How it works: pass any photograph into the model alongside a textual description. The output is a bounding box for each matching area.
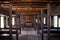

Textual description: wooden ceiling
[0,0,60,15]
[0,0,60,2]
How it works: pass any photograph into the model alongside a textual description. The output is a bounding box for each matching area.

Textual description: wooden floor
[0,28,60,40]
[12,35,41,40]
[1,34,60,40]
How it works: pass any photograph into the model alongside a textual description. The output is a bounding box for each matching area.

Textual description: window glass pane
[53,16,58,27]
[36,19,38,23]
[1,16,4,28]
[12,17,15,25]
[44,17,46,24]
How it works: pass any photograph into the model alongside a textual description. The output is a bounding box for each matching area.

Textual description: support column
[0,16,1,29]
[37,13,40,34]
[47,3,51,40]
[41,9,44,40]
[34,14,37,30]
[34,14,36,29]
[4,16,6,28]
[16,9,21,40]
[9,3,12,40]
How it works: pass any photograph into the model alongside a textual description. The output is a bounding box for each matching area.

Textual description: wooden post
[34,14,36,29]
[34,14,37,30]
[37,13,39,34]
[0,16,1,30]
[9,3,12,40]
[16,9,21,40]
[41,9,44,40]
[4,16,6,28]
[47,3,51,40]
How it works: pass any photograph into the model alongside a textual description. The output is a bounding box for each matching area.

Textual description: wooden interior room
[0,0,60,40]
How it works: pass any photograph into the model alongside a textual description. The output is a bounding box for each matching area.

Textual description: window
[12,17,15,25]
[6,17,15,28]
[1,16,4,28]
[53,16,58,27]
[44,17,46,24]
[36,19,38,23]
